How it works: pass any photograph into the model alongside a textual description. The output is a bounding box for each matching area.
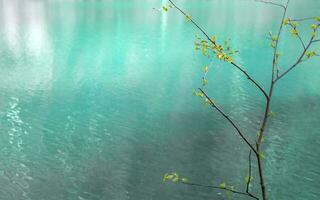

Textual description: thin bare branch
[198,88,258,155]
[181,181,259,200]
[288,23,306,50]
[255,2,290,200]
[275,37,313,82]
[245,150,258,199]
[230,62,269,100]
[313,39,320,43]
[290,16,318,21]
[254,0,285,9]
[168,0,269,100]
[246,150,252,193]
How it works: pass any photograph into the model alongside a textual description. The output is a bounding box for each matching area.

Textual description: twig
[275,37,313,82]
[168,0,269,100]
[246,150,258,198]
[254,1,290,200]
[254,0,285,9]
[313,39,320,43]
[290,16,318,21]
[288,23,306,50]
[181,182,259,200]
[198,88,258,155]
[246,150,252,193]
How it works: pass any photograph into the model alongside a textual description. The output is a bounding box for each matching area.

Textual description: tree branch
[246,150,252,193]
[312,39,320,43]
[181,181,259,200]
[245,150,258,199]
[288,23,306,50]
[198,88,258,155]
[290,16,318,21]
[168,0,269,100]
[275,37,313,82]
[254,0,285,9]
[254,2,290,200]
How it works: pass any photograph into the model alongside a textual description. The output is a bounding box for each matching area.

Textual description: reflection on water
[0,0,320,199]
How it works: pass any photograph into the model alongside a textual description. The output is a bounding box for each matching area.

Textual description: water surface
[0,0,320,199]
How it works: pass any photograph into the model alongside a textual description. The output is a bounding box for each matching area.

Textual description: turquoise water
[0,0,320,199]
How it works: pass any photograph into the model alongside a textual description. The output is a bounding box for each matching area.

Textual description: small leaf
[202,78,208,86]
[204,98,213,105]
[261,136,265,142]
[311,24,317,30]
[193,90,198,96]
[305,51,317,58]
[292,21,299,28]
[181,178,189,183]
[283,18,290,25]
[172,176,179,183]
[219,182,226,189]
[162,5,168,12]
[225,56,232,63]
[316,16,320,21]
[245,176,253,183]
[290,28,298,36]
[259,153,265,160]
[272,36,278,41]
[211,35,216,43]
[185,14,192,22]
[203,65,209,73]
[267,111,275,117]
[217,53,224,60]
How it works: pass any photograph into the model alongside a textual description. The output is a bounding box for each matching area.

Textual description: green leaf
[311,24,317,30]
[292,21,299,28]
[283,18,290,25]
[162,5,168,12]
[219,182,226,189]
[172,176,179,183]
[225,56,232,62]
[272,36,278,41]
[181,178,189,183]
[245,176,253,183]
[202,78,208,86]
[316,16,320,21]
[203,65,209,73]
[211,35,216,43]
[185,14,192,22]
[267,111,275,117]
[290,28,298,36]
[305,51,317,58]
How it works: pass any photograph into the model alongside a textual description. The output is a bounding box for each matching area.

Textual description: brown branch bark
[246,150,252,193]
[275,37,313,82]
[198,88,258,155]
[181,182,259,200]
[288,23,306,50]
[254,0,286,9]
[255,1,289,200]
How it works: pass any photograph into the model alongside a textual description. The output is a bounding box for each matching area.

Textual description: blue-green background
[0,0,319,199]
